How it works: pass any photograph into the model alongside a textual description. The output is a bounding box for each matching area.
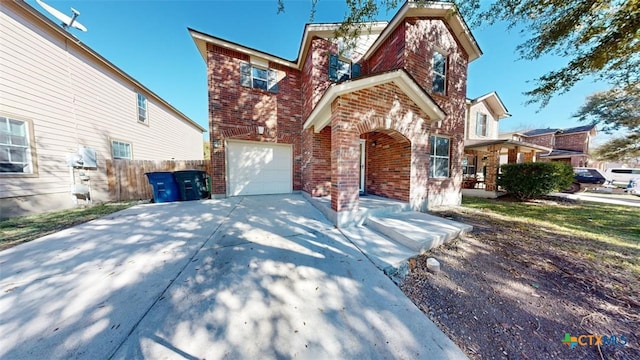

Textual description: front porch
[301,69,451,225]
[304,192,473,281]
[303,193,411,228]
[463,139,552,191]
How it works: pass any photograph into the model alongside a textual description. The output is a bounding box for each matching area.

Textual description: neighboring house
[0,1,205,217]
[462,92,551,191]
[190,1,482,226]
[521,125,597,167]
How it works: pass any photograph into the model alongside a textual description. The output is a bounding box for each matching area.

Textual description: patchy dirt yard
[401,198,639,360]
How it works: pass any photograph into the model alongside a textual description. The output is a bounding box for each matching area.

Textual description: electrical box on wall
[66,146,98,168]
[78,146,97,168]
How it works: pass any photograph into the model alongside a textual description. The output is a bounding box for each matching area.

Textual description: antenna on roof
[36,0,87,32]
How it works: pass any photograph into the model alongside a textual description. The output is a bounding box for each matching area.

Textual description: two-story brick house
[461,92,551,191]
[190,1,482,226]
[521,125,597,167]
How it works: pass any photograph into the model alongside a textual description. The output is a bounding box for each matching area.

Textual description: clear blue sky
[30,0,605,137]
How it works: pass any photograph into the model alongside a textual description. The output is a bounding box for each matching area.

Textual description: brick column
[523,150,535,162]
[485,145,500,192]
[210,127,226,196]
[330,101,359,213]
[410,138,430,212]
[507,146,518,164]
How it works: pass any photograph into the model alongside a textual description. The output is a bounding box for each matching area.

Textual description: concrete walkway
[0,194,467,360]
[551,191,640,207]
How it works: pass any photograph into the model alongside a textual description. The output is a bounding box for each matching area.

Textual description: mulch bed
[400,209,639,360]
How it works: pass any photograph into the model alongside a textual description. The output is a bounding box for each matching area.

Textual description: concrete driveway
[0,194,466,359]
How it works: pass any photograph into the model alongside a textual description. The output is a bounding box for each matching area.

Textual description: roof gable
[303,69,445,132]
[468,91,511,119]
[363,1,482,62]
[189,1,482,69]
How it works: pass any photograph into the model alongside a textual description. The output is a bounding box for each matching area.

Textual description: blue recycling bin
[145,172,180,203]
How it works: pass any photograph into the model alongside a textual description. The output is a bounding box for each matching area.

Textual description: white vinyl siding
[467,102,499,140]
[0,3,203,202]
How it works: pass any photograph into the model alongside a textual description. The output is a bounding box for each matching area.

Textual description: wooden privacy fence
[106,159,211,201]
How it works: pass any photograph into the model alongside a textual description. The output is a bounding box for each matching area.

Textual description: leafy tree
[278,0,638,106]
[456,0,639,107]
[276,0,638,160]
[574,85,640,161]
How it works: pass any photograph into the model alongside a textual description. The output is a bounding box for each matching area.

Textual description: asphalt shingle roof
[522,128,558,136]
[522,124,596,137]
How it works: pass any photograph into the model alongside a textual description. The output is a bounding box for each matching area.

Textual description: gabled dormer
[465,92,511,140]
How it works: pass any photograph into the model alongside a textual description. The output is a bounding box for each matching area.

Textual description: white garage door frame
[225,139,293,196]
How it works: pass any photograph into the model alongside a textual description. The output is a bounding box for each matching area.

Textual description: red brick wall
[330,100,360,212]
[402,18,468,206]
[330,82,431,212]
[525,133,554,148]
[555,132,588,152]
[302,37,337,120]
[301,126,331,196]
[365,22,406,74]
[362,132,411,201]
[207,44,303,195]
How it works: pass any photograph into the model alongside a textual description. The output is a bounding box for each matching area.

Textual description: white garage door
[227,140,292,196]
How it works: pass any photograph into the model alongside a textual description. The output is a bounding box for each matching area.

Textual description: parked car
[564,167,608,193]
[605,168,640,187]
[625,177,640,196]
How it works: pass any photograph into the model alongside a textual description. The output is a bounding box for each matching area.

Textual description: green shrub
[498,162,575,200]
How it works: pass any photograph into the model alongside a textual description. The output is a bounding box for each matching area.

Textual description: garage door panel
[227,141,292,196]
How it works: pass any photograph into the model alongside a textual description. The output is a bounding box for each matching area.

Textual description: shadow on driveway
[0,194,465,359]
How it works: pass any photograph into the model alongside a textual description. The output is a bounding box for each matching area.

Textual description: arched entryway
[360,130,411,202]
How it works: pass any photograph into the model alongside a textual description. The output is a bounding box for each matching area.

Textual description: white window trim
[137,93,148,124]
[432,51,447,95]
[240,62,278,92]
[476,112,487,137]
[429,135,450,179]
[111,140,132,160]
[0,115,36,175]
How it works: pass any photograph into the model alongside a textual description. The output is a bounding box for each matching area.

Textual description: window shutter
[328,53,339,82]
[351,63,361,78]
[268,69,279,93]
[240,63,251,87]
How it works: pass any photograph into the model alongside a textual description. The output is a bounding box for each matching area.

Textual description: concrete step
[340,225,416,271]
[364,212,472,253]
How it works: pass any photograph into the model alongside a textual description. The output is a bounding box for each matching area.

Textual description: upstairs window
[429,135,450,178]
[112,140,132,160]
[432,51,447,95]
[476,113,487,136]
[329,54,361,82]
[0,116,33,174]
[240,63,279,93]
[137,93,147,123]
